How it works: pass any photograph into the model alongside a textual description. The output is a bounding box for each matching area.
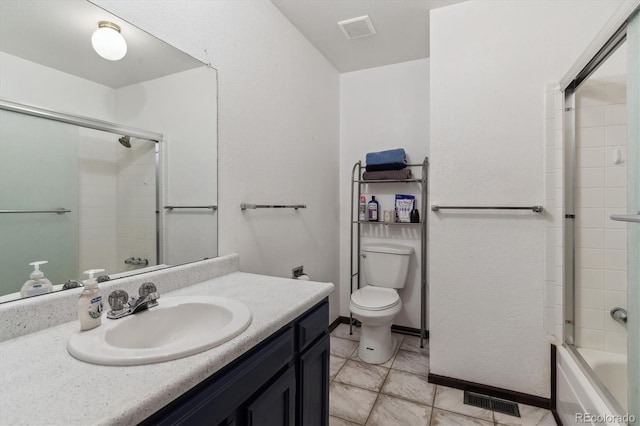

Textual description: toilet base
[357,323,397,364]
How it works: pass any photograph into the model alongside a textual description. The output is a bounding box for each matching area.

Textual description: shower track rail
[0,208,71,214]
[0,99,163,143]
[431,205,543,213]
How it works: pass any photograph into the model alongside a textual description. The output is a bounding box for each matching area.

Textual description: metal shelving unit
[350,157,429,348]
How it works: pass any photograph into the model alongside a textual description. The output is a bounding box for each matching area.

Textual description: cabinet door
[246,366,296,426]
[298,334,329,426]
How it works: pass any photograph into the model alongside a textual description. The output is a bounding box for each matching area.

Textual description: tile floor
[329,324,557,426]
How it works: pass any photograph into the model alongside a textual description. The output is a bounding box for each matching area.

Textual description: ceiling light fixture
[91,21,127,61]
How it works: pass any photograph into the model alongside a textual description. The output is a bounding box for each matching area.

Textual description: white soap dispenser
[20,261,54,298]
[78,269,105,331]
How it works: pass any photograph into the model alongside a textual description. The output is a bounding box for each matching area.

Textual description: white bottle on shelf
[78,269,105,331]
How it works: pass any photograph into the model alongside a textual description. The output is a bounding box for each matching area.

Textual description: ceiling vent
[337,15,376,40]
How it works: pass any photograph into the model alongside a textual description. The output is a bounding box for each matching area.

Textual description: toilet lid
[351,287,400,311]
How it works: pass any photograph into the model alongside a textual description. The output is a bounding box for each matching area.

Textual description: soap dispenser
[78,269,105,331]
[20,261,54,298]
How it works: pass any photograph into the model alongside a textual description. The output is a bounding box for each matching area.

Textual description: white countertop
[0,271,334,425]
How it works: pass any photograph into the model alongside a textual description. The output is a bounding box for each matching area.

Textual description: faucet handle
[108,290,129,311]
[139,282,158,297]
[62,279,83,290]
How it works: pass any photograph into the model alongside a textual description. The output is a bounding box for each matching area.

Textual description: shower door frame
[561,1,639,418]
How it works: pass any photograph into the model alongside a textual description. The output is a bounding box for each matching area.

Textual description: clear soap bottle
[78,269,105,331]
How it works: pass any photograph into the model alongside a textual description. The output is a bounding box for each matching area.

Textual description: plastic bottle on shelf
[368,196,379,222]
[358,195,367,221]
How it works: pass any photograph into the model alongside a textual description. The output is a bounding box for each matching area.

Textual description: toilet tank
[361,243,414,289]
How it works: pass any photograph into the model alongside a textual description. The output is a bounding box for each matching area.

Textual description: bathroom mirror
[0,0,218,302]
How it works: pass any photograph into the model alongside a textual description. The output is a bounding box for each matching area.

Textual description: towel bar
[240,203,306,210]
[431,205,543,213]
[164,205,217,210]
[0,208,71,214]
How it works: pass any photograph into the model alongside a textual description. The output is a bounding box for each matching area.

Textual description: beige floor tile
[329,382,378,425]
[330,355,348,380]
[330,415,361,426]
[432,386,494,421]
[334,360,389,392]
[400,335,429,354]
[494,402,557,426]
[430,408,494,426]
[331,323,361,342]
[366,394,432,426]
[391,349,430,376]
[381,369,436,406]
[331,336,359,358]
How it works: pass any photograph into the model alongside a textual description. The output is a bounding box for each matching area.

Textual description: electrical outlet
[292,266,304,278]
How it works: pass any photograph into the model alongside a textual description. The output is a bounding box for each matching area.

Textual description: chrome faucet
[107,282,159,319]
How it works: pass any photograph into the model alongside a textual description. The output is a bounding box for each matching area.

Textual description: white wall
[0,52,115,121]
[429,0,623,398]
[339,59,429,328]
[115,67,218,267]
[96,1,342,321]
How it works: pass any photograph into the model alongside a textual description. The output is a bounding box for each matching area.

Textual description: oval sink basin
[68,296,252,366]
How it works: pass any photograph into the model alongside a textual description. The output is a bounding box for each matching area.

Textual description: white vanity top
[0,259,334,425]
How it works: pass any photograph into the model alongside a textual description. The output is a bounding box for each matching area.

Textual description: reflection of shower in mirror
[118,135,132,148]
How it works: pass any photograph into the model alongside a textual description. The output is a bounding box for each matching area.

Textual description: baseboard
[333,315,429,338]
[550,344,563,425]
[427,373,552,410]
[550,344,557,410]
[329,317,343,333]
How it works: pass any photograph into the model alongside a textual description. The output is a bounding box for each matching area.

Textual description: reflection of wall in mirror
[0,52,158,294]
[115,67,218,265]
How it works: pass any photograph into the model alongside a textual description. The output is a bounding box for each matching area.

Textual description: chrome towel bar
[431,205,543,213]
[241,203,306,210]
[0,208,71,214]
[164,205,217,210]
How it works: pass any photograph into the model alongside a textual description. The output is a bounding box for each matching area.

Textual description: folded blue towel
[366,148,406,167]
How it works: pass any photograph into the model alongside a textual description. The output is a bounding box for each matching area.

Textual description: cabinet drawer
[297,301,328,352]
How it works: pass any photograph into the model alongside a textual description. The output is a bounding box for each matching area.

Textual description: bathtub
[557,345,630,425]
[578,348,628,412]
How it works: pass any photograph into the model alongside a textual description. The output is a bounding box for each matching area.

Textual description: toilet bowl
[350,286,402,363]
[350,243,413,364]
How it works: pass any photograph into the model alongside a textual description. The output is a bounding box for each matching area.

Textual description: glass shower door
[620,8,639,422]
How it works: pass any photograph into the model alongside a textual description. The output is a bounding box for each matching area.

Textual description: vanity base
[141,298,329,426]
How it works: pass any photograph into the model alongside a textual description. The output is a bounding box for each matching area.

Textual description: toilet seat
[351,287,399,311]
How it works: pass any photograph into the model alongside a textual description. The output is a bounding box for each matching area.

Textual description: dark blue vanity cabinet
[141,299,329,426]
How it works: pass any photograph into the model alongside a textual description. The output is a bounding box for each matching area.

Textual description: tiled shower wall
[116,142,157,273]
[543,78,629,354]
[574,76,628,354]
[78,128,118,276]
[543,84,565,343]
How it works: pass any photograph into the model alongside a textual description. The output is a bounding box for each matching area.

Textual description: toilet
[349,243,413,364]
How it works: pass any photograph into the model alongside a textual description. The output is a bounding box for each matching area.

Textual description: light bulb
[91,21,127,61]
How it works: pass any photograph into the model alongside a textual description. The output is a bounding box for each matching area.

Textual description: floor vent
[463,391,520,417]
